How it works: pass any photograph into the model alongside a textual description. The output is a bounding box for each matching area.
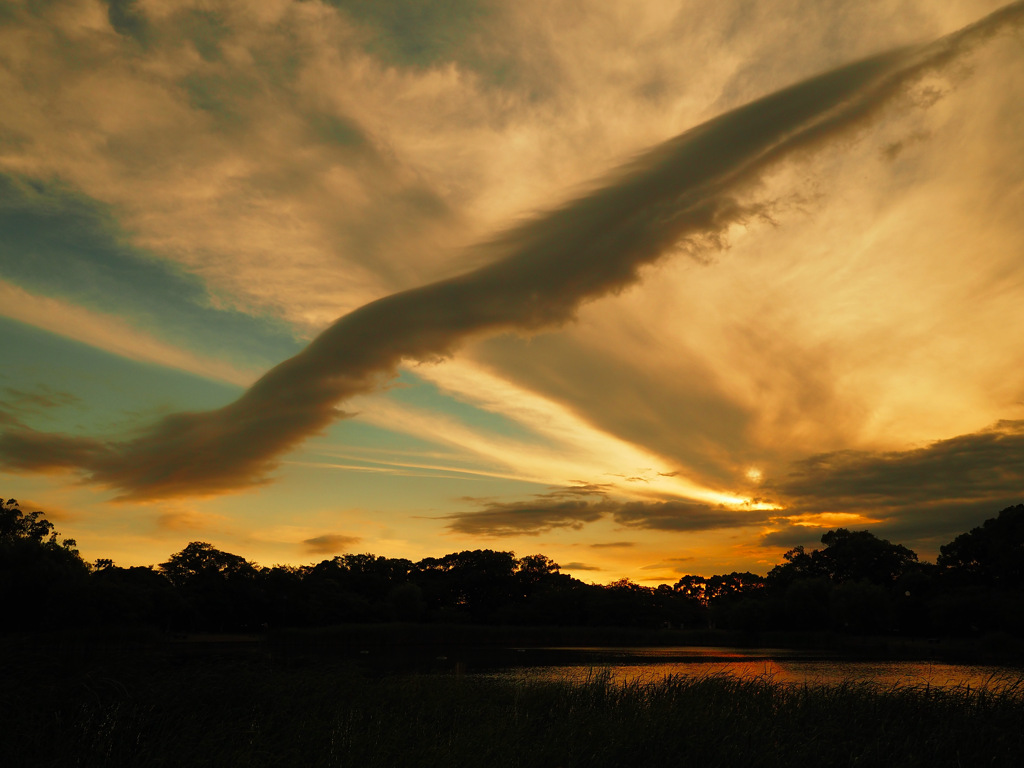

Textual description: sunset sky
[1,0,1023,583]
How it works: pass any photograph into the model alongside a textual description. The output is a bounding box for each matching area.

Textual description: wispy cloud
[443,485,772,536]
[155,508,229,532]
[612,500,773,533]
[0,281,257,387]
[561,561,602,572]
[2,2,1022,500]
[0,385,80,429]
[443,487,608,536]
[350,381,721,500]
[0,173,302,374]
[302,533,362,555]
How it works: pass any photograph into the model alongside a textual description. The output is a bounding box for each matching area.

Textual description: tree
[159,541,257,587]
[764,529,918,634]
[937,505,1024,587]
[767,545,822,585]
[673,575,709,604]
[515,554,562,594]
[817,529,917,584]
[1,497,78,553]
[593,578,663,627]
[415,550,519,620]
[706,572,765,602]
[304,554,416,623]
[0,497,89,628]
[768,529,917,586]
[91,565,180,628]
[159,542,259,630]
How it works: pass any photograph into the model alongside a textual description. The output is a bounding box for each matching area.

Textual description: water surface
[471,646,1024,690]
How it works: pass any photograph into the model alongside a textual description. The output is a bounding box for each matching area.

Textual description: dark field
[4,630,1024,767]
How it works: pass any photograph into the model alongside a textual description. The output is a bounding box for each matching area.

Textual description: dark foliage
[0,498,89,629]
[938,504,1024,587]
[3,495,1024,638]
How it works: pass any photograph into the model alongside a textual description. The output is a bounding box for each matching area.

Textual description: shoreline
[8,622,1024,666]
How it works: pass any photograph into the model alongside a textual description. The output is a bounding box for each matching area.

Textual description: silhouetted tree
[673,575,709,605]
[706,572,765,601]
[91,564,180,628]
[769,529,917,586]
[829,579,891,633]
[159,541,257,587]
[415,550,519,621]
[765,529,920,633]
[817,529,918,584]
[592,578,663,627]
[779,577,832,631]
[931,505,1024,635]
[159,542,259,630]
[515,554,562,595]
[305,554,415,622]
[655,582,707,629]
[937,505,1024,588]
[387,581,426,621]
[15,492,1024,638]
[255,565,309,627]
[0,497,89,629]
[703,572,767,631]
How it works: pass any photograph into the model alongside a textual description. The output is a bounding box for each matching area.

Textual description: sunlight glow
[352,363,740,506]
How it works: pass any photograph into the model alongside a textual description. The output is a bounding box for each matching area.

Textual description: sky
[1,0,1023,584]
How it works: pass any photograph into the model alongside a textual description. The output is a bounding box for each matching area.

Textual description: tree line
[2,496,1023,637]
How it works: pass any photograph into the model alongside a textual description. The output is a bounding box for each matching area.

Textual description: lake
[459,646,1024,690]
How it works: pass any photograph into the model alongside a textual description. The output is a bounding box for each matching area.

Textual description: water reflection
[474,647,1024,691]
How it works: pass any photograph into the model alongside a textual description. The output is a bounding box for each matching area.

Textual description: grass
[3,631,1024,767]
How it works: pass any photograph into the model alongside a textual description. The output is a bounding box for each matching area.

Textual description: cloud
[0,173,302,376]
[0,428,115,475]
[759,525,836,550]
[561,561,602,572]
[777,420,1024,507]
[103,0,149,45]
[468,332,759,489]
[368,362,724,500]
[302,533,362,555]
[640,557,695,576]
[0,385,80,429]
[324,0,498,71]
[0,281,259,387]
[1,386,80,411]
[156,508,228,532]
[612,500,772,532]
[0,1,468,329]
[2,2,1022,499]
[444,490,607,537]
[444,485,773,536]
[590,541,636,549]
[768,420,1024,546]
[10,498,79,524]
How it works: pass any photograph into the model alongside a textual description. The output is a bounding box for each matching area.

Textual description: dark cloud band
[766,420,1024,547]
[443,486,772,536]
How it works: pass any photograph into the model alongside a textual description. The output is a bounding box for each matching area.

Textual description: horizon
[2,0,1023,584]
[28,505,1005,584]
